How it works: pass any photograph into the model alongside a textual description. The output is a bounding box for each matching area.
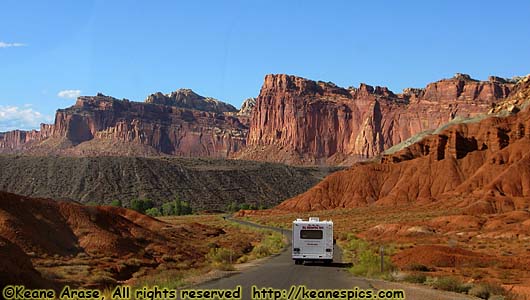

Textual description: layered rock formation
[1,91,248,157]
[0,191,231,288]
[0,156,336,210]
[239,73,515,165]
[276,76,530,212]
[0,74,518,164]
[145,89,237,113]
[238,97,257,116]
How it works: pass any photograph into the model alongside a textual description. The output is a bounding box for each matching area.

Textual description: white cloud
[57,89,81,99]
[0,41,26,48]
[0,105,53,132]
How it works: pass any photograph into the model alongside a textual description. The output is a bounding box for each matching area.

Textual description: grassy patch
[133,269,185,290]
[252,230,285,257]
[206,247,237,271]
[430,276,471,293]
[237,229,285,263]
[342,235,396,279]
[468,282,514,300]
[402,273,427,284]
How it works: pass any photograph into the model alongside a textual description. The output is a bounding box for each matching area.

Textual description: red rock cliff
[1,93,248,157]
[277,76,530,212]
[239,73,515,165]
[0,74,517,162]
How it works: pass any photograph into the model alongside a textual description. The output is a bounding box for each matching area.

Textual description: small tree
[143,199,154,211]
[130,199,154,214]
[175,197,183,215]
[110,199,122,207]
[145,207,161,217]
[226,201,238,212]
[162,201,175,216]
[181,200,192,215]
[131,199,143,212]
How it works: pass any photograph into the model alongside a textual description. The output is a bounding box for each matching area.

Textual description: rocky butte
[276,75,530,212]
[0,90,250,157]
[0,74,517,164]
[238,73,515,165]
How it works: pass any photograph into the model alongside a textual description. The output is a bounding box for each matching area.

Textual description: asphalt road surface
[194,218,477,300]
[196,218,374,299]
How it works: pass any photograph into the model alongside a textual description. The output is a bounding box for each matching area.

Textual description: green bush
[403,273,427,284]
[161,197,192,216]
[345,237,395,278]
[239,203,251,210]
[110,199,122,207]
[226,201,239,212]
[469,282,509,300]
[145,207,161,217]
[431,277,471,293]
[250,231,284,259]
[130,199,154,213]
[206,247,236,270]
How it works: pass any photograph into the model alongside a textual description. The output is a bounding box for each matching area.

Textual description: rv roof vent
[296,218,303,221]
[309,217,319,222]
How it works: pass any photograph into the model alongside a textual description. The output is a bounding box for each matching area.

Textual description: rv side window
[300,230,323,239]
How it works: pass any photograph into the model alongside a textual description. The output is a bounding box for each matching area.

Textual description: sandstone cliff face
[239,73,515,164]
[0,74,517,163]
[277,77,530,212]
[145,89,237,113]
[238,97,256,116]
[0,92,247,157]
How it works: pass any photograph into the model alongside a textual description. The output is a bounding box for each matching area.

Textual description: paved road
[197,218,373,299]
[195,218,477,300]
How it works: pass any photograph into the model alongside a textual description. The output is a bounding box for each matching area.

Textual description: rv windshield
[300,230,323,239]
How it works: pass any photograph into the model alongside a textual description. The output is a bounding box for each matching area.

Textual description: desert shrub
[405,263,432,272]
[432,277,471,293]
[162,201,175,216]
[252,244,271,257]
[239,203,252,210]
[133,270,184,289]
[110,199,122,207]
[469,284,491,299]
[235,230,284,263]
[346,236,395,278]
[145,207,161,217]
[350,249,394,277]
[226,201,239,212]
[250,231,285,259]
[161,197,192,216]
[130,199,154,213]
[403,273,427,284]
[236,255,249,264]
[206,247,236,270]
[469,282,510,300]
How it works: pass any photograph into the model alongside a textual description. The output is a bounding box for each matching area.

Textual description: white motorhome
[292,217,334,264]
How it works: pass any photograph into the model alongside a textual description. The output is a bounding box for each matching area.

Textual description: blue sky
[1,0,530,131]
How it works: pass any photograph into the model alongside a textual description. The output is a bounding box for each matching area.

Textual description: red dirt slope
[0,237,54,288]
[277,77,530,212]
[0,191,224,288]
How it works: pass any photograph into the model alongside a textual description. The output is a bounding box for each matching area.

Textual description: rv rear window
[300,230,323,239]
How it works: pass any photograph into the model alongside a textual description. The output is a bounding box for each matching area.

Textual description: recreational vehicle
[292,217,334,264]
